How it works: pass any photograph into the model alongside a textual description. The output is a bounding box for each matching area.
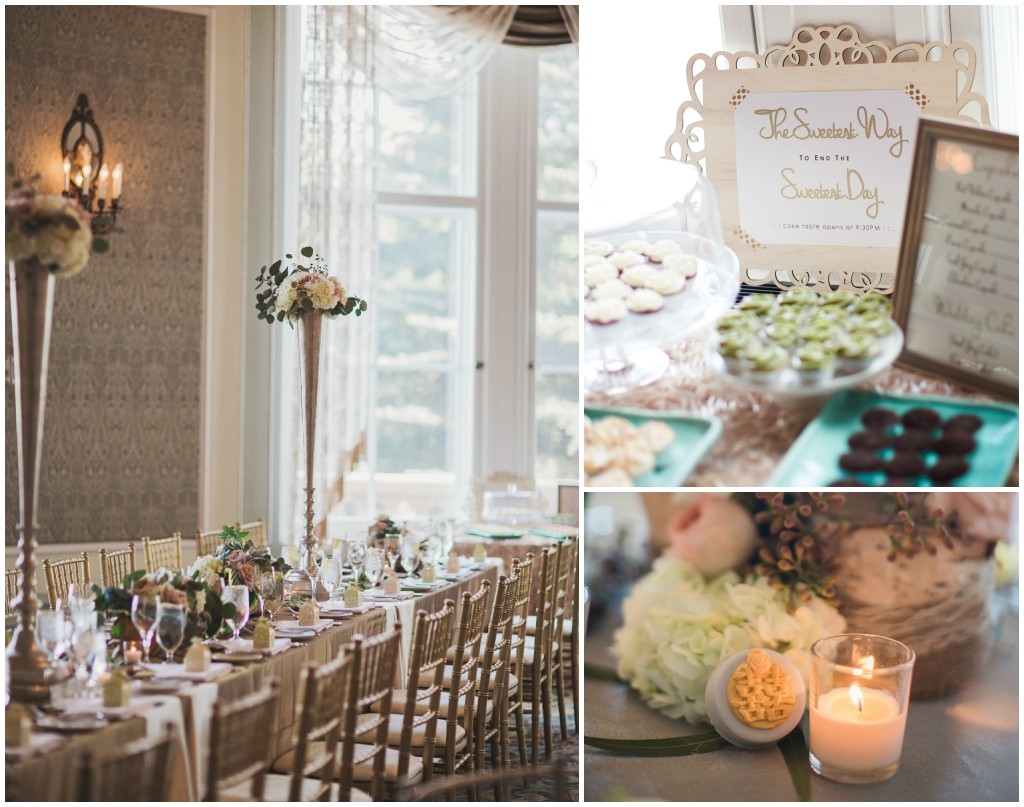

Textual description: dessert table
[585,329,1019,487]
[5,562,500,801]
[583,586,1020,802]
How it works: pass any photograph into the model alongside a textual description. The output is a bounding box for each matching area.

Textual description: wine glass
[131,593,159,665]
[154,602,186,664]
[37,610,68,663]
[303,546,326,595]
[222,584,251,645]
[347,538,367,579]
[362,548,384,589]
[441,518,456,563]
[257,572,276,619]
[384,535,401,572]
[69,619,97,695]
[400,537,421,577]
[321,556,342,602]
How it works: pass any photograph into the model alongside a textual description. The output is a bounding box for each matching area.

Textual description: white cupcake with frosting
[608,250,644,270]
[626,288,665,313]
[584,260,618,287]
[585,297,628,324]
[644,270,686,295]
[620,265,657,288]
[592,278,633,300]
[662,253,699,278]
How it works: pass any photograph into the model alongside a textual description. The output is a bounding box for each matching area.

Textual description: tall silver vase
[6,258,66,702]
[294,309,327,600]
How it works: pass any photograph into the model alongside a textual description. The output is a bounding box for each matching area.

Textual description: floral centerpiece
[254,246,367,325]
[93,569,227,658]
[613,492,985,722]
[190,525,291,606]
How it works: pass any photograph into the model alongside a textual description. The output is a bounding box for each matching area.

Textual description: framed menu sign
[893,118,1018,400]
[666,25,990,293]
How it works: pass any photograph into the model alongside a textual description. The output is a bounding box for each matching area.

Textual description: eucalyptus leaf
[584,731,729,757]
[777,726,811,802]
[300,246,313,257]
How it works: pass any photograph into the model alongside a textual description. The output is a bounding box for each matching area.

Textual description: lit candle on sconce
[97,164,109,204]
[63,158,71,193]
[112,162,123,201]
[81,163,92,196]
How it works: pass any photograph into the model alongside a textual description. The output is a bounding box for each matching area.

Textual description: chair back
[204,680,280,800]
[509,553,536,677]
[194,528,224,560]
[42,553,91,608]
[338,630,402,801]
[530,546,558,681]
[142,533,183,573]
[397,600,457,782]
[551,538,576,664]
[98,543,137,588]
[287,651,353,801]
[5,568,19,617]
[236,518,267,548]
[76,724,177,800]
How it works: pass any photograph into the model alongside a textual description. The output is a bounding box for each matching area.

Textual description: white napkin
[275,619,331,635]
[149,662,233,682]
[220,637,293,655]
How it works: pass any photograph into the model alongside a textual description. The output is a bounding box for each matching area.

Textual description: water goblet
[347,538,367,574]
[362,548,384,589]
[303,546,326,594]
[131,593,159,665]
[222,584,251,645]
[384,535,401,572]
[154,602,186,664]
[400,537,421,577]
[69,620,97,695]
[37,609,69,663]
[321,557,342,602]
[257,572,276,619]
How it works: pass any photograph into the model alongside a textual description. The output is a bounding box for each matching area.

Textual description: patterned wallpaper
[5,6,207,545]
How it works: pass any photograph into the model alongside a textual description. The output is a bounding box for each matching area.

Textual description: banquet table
[5,562,500,802]
[585,329,1020,487]
[583,587,1019,802]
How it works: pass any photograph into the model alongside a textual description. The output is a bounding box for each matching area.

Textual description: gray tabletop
[584,594,1019,802]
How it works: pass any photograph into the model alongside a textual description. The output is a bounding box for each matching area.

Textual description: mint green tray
[584,406,722,487]
[770,389,1019,487]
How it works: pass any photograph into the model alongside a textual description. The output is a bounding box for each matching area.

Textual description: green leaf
[584,662,625,683]
[584,731,729,757]
[269,260,282,275]
[778,726,812,801]
[92,237,109,253]
[121,569,147,589]
[300,246,313,258]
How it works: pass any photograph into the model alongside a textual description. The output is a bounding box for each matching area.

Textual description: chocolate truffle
[943,414,983,434]
[891,429,935,451]
[933,432,977,456]
[848,430,889,450]
[861,407,899,430]
[883,451,926,477]
[839,450,882,472]
[901,407,942,431]
[928,456,970,483]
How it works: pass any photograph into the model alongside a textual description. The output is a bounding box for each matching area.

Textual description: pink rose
[236,562,258,589]
[132,577,157,597]
[665,494,759,577]
[160,586,188,606]
[226,550,246,567]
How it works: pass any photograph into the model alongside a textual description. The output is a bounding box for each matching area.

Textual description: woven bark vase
[835,527,995,700]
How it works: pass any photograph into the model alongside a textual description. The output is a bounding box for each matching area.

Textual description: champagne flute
[154,602,186,663]
[131,593,159,665]
[222,584,251,645]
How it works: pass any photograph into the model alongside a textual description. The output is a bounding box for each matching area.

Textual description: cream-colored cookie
[586,467,635,487]
[635,421,675,453]
[648,239,683,262]
[608,250,644,270]
[583,253,608,267]
[619,239,653,255]
[584,239,614,257]
[620,265,657,288]
[583,260,618,288]
[611,443,656,477]
[588,415,637,448]
[583,444,614,475]
[626,288,665,313]
[644,270,686,295]
[584,297,628,325]
[662,253,699,278]
[591,279,632,300]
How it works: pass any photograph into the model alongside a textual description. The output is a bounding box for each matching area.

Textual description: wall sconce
[60,93,123,235]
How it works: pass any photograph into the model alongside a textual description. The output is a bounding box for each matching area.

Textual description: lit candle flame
[849,684,865,714]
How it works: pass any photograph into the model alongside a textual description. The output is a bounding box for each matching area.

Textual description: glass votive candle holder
[809,633,915,784]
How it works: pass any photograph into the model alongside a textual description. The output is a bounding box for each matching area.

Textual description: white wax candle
[98,164,109,202]
[112,163,123,199]
[124,645,143,664]
[810,686,907,772]
[63,159,71,192]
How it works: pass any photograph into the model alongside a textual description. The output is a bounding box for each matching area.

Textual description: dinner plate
[584,405,723,487]
[769,388,1020,487]
[36,713,109,732]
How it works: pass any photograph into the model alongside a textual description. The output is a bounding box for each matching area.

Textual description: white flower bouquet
[255,246,367,324]
[5,186,94,276]
[613,556,846,724]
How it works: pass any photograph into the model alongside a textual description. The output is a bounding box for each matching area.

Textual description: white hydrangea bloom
[613,556,846,723]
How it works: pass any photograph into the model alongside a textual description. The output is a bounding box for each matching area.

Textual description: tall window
[294,15,579,528]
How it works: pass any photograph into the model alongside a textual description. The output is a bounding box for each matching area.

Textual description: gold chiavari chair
[360,600,458,793]
[547,537,576,741]
[98,543,137,588]
[194,527,224,560]
[474,572,520,800]
[236,518,267,548]
[522,545,557,765]
[42,552,92,608]
[342,630,403,801]
[204,680,280,801]
[6,568,20,616]
[506,554,536,769]
[75,724,177,801]
[396,755,572,802]
[141,532,183,573]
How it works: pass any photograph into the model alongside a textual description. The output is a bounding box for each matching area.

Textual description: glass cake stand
[584,230,740,396]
